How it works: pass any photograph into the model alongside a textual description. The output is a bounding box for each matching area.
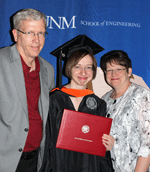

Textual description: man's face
[12,19,46,62]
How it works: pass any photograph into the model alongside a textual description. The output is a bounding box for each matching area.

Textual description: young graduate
[42,35,115,172]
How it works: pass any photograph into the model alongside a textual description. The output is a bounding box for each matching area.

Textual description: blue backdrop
[1,0,150,87]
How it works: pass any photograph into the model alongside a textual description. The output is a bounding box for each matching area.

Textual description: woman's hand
[102,134,115,151]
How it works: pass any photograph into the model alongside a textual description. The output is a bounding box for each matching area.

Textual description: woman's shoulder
[101,90,113,100]
[131,83,150,95]
[125,83,150,105]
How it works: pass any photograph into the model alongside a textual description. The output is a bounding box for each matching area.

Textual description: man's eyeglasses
[16,29,48,38]
[105,68,126,75]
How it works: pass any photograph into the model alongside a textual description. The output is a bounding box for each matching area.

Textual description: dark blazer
[0,44,55,172]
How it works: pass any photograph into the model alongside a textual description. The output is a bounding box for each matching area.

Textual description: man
[0,9,55,172]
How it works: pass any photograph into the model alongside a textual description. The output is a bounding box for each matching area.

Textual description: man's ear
[12,29,18,42]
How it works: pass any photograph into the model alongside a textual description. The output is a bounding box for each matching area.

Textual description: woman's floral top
[102,83,150,172]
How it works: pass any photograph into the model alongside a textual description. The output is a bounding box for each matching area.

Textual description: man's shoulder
[0,44,20,64]
[0,45,11,54]
[0,46,12,63]
[0,44,18,57]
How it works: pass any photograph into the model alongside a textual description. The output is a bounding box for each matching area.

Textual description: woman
[100,50,150,172]
[46,47,115,172]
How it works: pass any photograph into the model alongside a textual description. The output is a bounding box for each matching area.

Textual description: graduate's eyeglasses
[74,65,93,72]
[16,29,48,38]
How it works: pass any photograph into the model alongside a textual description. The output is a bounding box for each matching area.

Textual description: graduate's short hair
[65,49,97,79]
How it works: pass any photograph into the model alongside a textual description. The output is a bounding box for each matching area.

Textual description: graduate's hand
[102,134,115,151]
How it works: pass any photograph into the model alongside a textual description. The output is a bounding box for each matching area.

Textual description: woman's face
[70,54,93,89]
[105,62,132,90]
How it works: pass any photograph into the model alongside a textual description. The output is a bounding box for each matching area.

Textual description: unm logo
[82,125,90,134]
[46,16,76,29]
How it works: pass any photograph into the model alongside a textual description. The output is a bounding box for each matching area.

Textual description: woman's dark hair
[100,50,132,73]
[65,49,97,79]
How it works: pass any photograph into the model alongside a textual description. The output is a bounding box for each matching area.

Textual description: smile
[78,77,87,80]
[111,78,119,80]
[31,46,40,50]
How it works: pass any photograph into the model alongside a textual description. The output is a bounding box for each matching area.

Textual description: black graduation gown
[42,90,114,172]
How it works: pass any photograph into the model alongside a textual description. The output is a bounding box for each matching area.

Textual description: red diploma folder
[56,109,112,156]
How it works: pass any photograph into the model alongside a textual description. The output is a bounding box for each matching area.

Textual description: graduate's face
[70,55,93,89]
